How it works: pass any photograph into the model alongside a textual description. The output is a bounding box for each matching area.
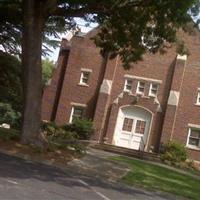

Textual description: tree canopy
[1,0,200,145]
[1,1,200,64]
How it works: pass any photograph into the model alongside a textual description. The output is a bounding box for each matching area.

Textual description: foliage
[0,127,20,141]
[64,118,94,140]
[0,103,21,129]
[41,119,94,153]
[0,51,22,112]
[41,121,77,141]
[1,1,200,64]
[0,51,22,129]
[42,118,94,141]
[42,58,54,87]
[111,156,200,200]
[160,141,188,164]
[176,39,190,56]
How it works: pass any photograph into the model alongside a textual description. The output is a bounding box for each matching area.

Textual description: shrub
[160,141,188,164]
[41,121,78,141]
[0,102,21,129]
[0,128,20,141]
[41,119,94,154]
[64,118,94,140]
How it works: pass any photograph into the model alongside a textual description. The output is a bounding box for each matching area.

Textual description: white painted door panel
[114,106,152,150]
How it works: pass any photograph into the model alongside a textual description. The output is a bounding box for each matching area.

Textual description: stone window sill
[78,83,89,87]
[187,145,200,151]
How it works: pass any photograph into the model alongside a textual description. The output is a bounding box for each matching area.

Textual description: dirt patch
[0,139,80,166]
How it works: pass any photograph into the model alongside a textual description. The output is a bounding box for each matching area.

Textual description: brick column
[161,54,187,143]
[42,39,70,121]
[93,56,119,142]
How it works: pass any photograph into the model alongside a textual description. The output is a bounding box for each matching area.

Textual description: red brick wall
[165,30,200,161]
[54,33,105,124]
[42,29,200,161]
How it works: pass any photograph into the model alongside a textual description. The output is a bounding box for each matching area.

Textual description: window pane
[190,130,200,138]
[152,84,158,90]
[150,83,158,96]
[73,108,83,116]
[122,118,133,132]
[124,79,132,91]
[140,82,145,87]
[137,81,145,93]
[81,72,89,84]
[135,120,146,134]
[189,138,199,146]
[72,107,84,122]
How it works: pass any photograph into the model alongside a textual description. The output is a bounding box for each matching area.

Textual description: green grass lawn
[111,156,200,200]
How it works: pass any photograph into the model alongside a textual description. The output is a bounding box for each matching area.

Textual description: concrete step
[93,143,161,162]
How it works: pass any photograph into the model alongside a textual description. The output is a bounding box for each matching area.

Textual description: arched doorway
[113,105,152,151]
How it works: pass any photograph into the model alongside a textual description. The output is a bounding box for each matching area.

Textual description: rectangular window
[79,71,90,85]
[149,83,159,97]
[196,91,200,105]
[124,79,133,92]
[135,120,146,134]
[70,106,85,123]
[136,81,145,95]
[187,128,200,149]
[122,118,134,132]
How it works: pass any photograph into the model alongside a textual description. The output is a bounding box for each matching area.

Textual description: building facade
[42,28,200,161]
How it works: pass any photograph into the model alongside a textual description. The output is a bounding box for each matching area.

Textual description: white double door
[114,106,151,150]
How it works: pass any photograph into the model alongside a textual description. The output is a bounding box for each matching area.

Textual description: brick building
[42,28,200,162]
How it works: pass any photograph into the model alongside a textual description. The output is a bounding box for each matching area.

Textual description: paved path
[0,149,185,200]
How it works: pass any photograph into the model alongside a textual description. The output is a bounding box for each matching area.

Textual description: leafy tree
[0,51,22,128]
[42,58,54,87]
[1,0,200,145]
[0,51,22,111]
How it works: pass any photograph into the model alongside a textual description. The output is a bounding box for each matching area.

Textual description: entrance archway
[113,105,152,151]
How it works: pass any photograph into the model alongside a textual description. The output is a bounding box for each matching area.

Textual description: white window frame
[196,90,200,106]
[186,127,200,150]
[136,81,145,95]
[69,106,85,123]
[79,68,92,86]
[123,79,133,92]
[149,83,159,97]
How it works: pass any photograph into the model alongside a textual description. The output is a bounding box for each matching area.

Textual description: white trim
[70,102,87,107]
[136,81,145,95]
[100,79,112,94]
[186,127,200,151]
[119,104,154,115]
[69,107,74,123]
[112,105,153,152]
[79,71,90,86]
[124,74,162,84]
[188,123,200,129]
[177,54,187,61]
[167,90,180,106]
[81,68,93,72]
[149,83,159,97]
[196,91,200,106]
[78,83,89,87]
[123,78,132,92]
[69,104,86,123]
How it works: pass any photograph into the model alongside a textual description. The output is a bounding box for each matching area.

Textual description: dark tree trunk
[21,0,45,145]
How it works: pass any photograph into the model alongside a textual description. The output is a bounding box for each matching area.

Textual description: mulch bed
[0,139,80,166]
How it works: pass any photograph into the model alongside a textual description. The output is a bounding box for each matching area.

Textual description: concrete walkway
[67,147,130,182]
[67,147,200,181]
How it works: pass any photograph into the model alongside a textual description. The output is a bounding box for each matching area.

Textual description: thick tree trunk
[21,0,45,145]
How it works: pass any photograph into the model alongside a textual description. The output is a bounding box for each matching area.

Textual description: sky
[47,18,98,62]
